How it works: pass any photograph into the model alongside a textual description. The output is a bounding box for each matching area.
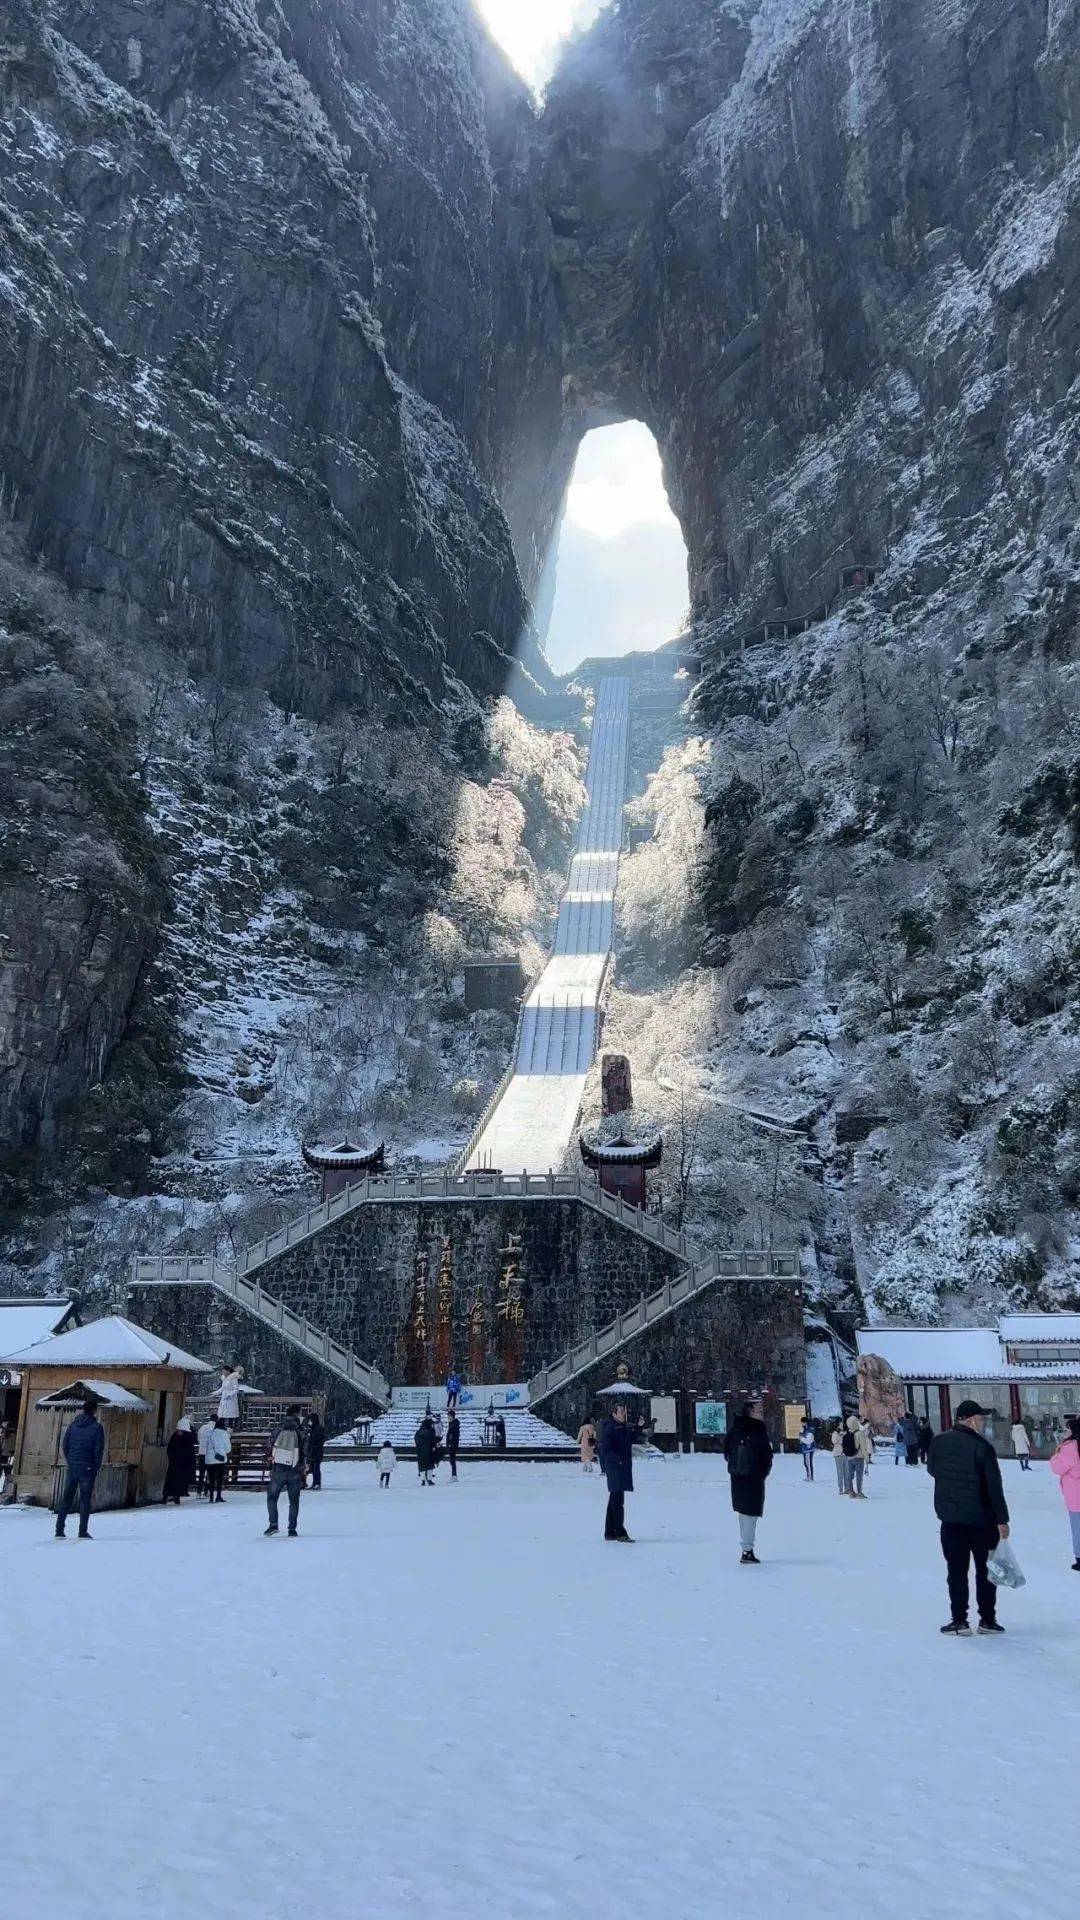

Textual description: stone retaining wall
[129,1199,804,1429]
[125,1282,381,1435]
[542,1278,807,1443]
[229,1197,683,1384]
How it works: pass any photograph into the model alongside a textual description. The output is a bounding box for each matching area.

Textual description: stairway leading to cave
[347,1403,578,1456]
[464,676,631,1174]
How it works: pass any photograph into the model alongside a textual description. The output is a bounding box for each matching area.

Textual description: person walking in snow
[196,1412,216,1495]
[1010,1418,1032,1470]
[578,1418,597,1472]
[163,1417,197,1504]
[445,1409,461,1480]
[1049,1415,1080,1570]
[304,1408,325,1490]
[917,1416,934,1466]
[842,1415,865,1498]
[901,1410,920,1467]
[264,1404,305,1536]
[857,1416,874,1484]
[446,1371,461,1414]
[598,1401,637,1542]
[376,1441,396,1488]
[830,1422,846,1492]
[799,1418,816,1480]
[928,1398,1010,1635]
[415,1415,437,1486]
[216,1365,243,1428]
[893,1418,906,1465]
[54,1393,105,1539]
[204,1416,231,1502]
[725,1397,773,1563]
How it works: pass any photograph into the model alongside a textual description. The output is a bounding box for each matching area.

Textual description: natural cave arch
[539,421,689,672]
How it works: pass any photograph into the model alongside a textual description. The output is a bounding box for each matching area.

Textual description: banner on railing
[390,1383,530,1410]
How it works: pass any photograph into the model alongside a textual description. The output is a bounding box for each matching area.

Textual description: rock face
[545,0,1080,1319]
[0,0,558,704]
[856,1354,905,1437]
[0,548,169,1157]
[543,0,1080,634]
[0,0,564,1160]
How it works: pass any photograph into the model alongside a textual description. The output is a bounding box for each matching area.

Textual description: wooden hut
[3,1315,212,1510]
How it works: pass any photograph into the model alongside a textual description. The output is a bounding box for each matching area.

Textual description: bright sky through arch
[475,0,607,89]
[474,6,689,670]
[543,423,689,673]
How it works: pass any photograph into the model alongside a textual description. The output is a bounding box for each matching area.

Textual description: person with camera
[598,1402,638,1542]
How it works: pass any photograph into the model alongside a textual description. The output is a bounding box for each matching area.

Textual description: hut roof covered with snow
[856,1316,1080,1382]
[0,1297,76,1361]
[2,1314,211,1373]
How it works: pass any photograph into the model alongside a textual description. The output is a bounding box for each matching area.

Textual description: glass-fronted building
[855,1315,1080,1458]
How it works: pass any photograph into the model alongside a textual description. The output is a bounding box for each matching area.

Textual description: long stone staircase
[132,653,801,1421]
[462,675,630,1174]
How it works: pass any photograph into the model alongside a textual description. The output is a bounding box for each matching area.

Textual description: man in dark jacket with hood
[928,1400,1010,1635]
[55,1395,105,1539]
[597,1403,637,1541]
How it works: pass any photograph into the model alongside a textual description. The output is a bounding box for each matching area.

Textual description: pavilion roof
[301,1138,386,1172]
[580,1127,663,1168]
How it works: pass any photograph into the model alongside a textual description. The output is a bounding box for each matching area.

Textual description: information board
[694,1399,727,1437]
[651,1394,677,1435]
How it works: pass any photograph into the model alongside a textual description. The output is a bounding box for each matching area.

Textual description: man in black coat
[55,1395,105,1539]
[597,1403,637,1542]
[304,1409,325,1490]
[415,1415,437,1486]
[445,1411,461,1481]
[928,1399,1010,1635]
[724,1397,773,1563]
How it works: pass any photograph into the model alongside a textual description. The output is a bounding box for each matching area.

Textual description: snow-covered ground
[5,1455,1078,1918]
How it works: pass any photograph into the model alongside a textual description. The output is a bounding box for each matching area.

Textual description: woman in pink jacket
[1049,1415,1080,1570]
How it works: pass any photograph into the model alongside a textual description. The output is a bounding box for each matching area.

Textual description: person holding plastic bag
[798,1418,816,1481]
[1049,1414,1080,1571]
[927,1399,1010,1636]
[986,1535,1026,1590]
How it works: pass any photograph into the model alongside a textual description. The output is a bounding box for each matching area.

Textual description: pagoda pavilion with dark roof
[301,1138,386,1200]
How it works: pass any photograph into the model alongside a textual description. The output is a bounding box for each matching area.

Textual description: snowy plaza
[5,1452,1079,1920]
